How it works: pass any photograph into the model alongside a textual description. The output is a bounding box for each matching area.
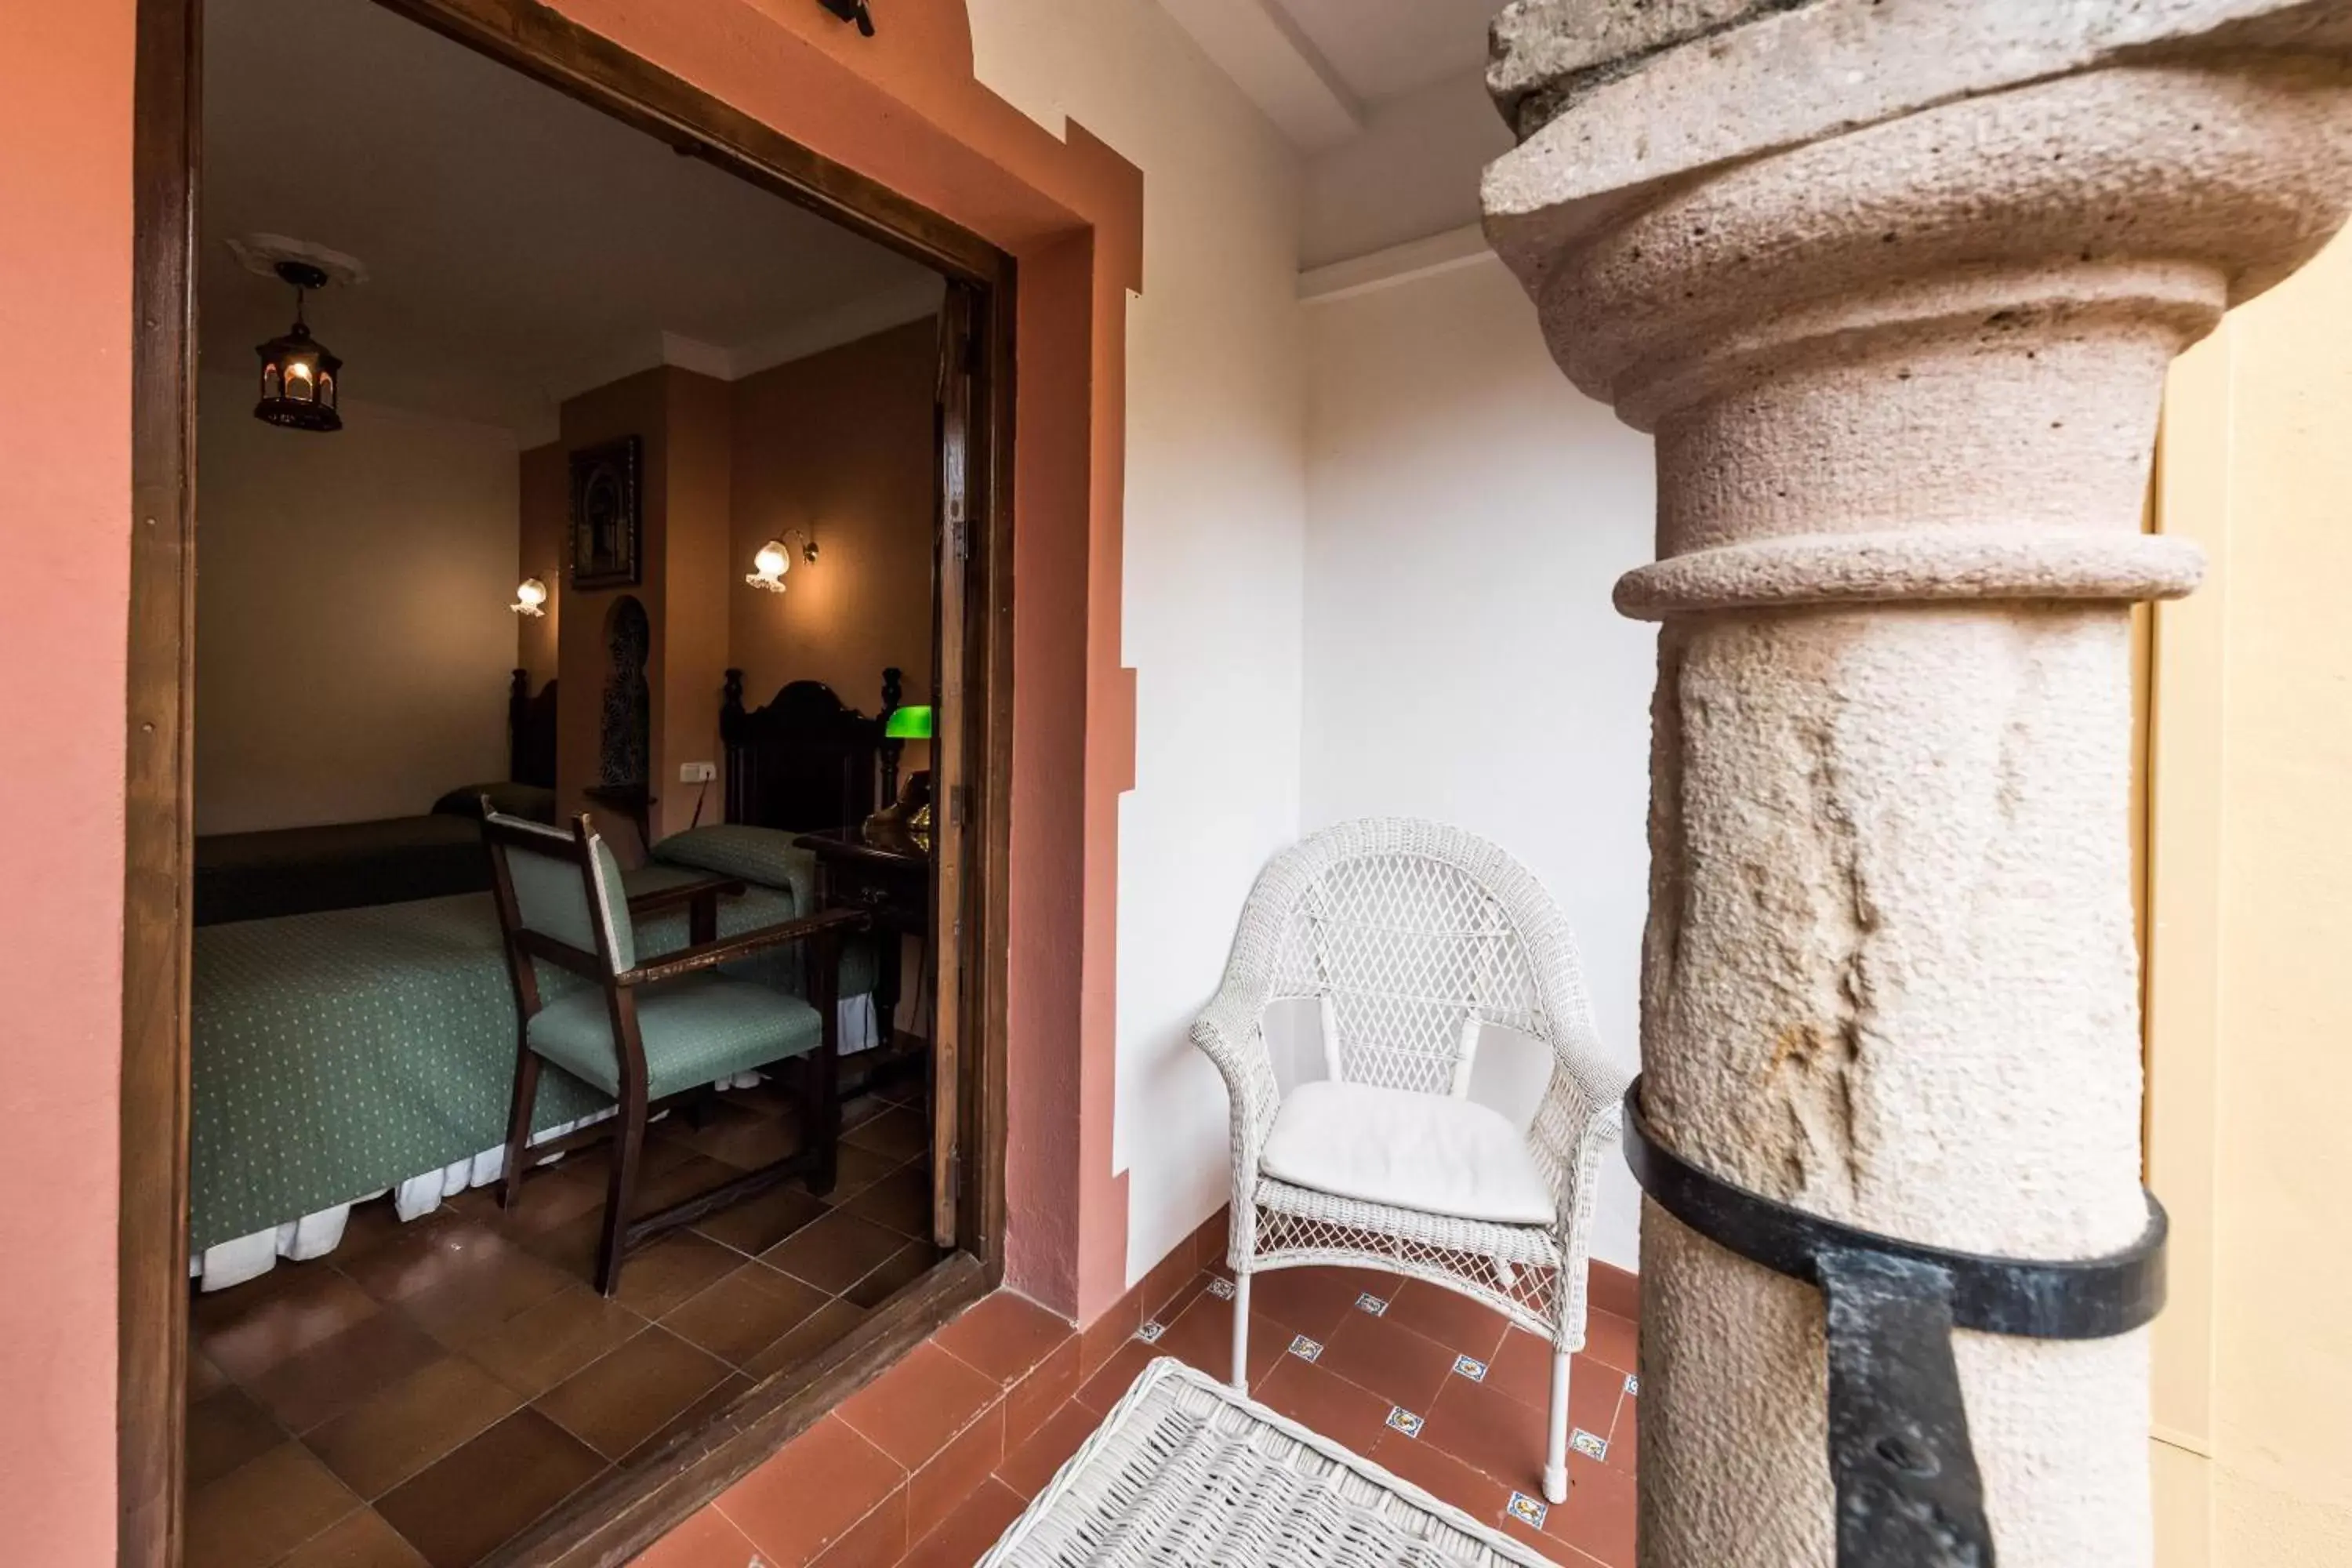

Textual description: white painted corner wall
[1301,255,1653,1272]
[971,2,1652,1283]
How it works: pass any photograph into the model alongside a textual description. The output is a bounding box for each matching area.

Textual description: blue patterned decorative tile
[1136,1319,1166,1344]
[1571,1428,1608,1461]
[1507,1493,1548,1528]
[1452,1354,1488,1382]
[1624,1372,1639,1397]
[1385,1406,1424,1439]
[1207,1276,1236,1301]
[1355,1292,1388,1316]
[1287,1334,1323,1363]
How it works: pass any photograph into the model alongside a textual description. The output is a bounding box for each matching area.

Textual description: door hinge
[949,782,971,826]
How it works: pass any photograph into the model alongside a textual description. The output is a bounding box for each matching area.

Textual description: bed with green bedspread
[190,858,873,1252]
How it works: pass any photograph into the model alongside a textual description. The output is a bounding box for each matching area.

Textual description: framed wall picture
[569,435,642,589]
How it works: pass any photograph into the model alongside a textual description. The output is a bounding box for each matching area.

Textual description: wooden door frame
[122,2,1020,1563]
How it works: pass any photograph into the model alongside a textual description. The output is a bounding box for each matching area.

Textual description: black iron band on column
[1621,1079,2166,1568]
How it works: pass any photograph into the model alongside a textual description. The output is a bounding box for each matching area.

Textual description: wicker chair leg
[1230,1271,1253,1392]
[1544,1346,1571,1504]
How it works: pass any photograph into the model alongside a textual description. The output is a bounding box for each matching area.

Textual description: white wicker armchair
[1190,818,1630,1504]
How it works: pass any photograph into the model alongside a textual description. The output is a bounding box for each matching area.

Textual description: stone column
[1480,5,2352,1565]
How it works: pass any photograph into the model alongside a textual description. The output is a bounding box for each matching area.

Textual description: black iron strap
[1621,1078,2166,1568]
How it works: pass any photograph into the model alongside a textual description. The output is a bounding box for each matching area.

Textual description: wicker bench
[979,1358,1555,1567]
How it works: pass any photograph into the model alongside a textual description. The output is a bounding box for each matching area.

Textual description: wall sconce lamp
[746,528,818,593]
[510,577,550,617]
[817,0,876,37]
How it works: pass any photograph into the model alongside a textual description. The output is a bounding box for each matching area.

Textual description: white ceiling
[1156,0,1504,151]
[200,0,940,436]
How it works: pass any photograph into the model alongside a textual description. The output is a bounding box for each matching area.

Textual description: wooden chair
[482,809,865,1295]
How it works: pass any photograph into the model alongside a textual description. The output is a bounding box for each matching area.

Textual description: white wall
[1301,256,1655,1272]
[1301,69,1511,270]
[970,0,1312,1287]
[194,372,521,833]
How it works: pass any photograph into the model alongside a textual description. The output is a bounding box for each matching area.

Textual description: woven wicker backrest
[1254,819,1588,1098]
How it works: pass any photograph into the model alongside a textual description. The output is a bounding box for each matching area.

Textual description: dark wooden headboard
[720,667,902,832]
[507,669,559,789]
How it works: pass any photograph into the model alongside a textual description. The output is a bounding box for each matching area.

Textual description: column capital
[1483,3,2352,612]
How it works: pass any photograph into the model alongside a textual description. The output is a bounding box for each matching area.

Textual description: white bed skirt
[194,991,877,1292]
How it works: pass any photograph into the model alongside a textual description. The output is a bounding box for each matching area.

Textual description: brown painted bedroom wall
[729,318,939,753]
[516,440,564,689]
[194,373,521,833]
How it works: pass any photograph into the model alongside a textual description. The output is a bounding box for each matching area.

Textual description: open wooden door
[928,283,976,1248]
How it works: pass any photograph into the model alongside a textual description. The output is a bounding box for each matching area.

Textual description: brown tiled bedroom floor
[184,1079,941,1568]
[638,1238,1641,1568]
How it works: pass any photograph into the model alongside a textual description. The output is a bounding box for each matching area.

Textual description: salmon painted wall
[0,2,135,1557]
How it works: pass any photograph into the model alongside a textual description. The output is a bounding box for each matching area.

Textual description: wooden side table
[793,826,929,1080]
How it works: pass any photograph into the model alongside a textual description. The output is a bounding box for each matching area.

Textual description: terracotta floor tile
[1608,1385,1638,1473]
[899,1476,1028,1568]
[1073,1290,1142,1383]
[1498,1510,1607,1567]
[840,1160,934,1239]
[844,1240,946,1309]
[245,1310,445,1434]
[835,1341,1001,1468]
[840,1106,928,1162]
[628,1504,768,1568]
[185,1385,287,1489]
[622,1374,753,1469]
[809,1484,906,1568]
[907,1400,1004,1544]
[717,1415,904,1568]
[450,1283,646,1399]
[1248,1265,1392,1343]
[374,1408,606,1568]
[1378,1278,1513,1366]
[994,1398,1102,1500]
[1252,1355,1396,1456]
[934,1291,1070,1389]
[1316,1305,1459,1416]
[187,1345,231,1402]
[610,1232,754,1319]
[631,1154,763,1220]
[1135,1249,1200,1324]
[764,1209,913,1294]
[1000,1338,1081,1454]
[822,1143,906,1200]
[475,1162,608,1237]
[191,1264,380,1385]
[1423,1369,1562,1497]
[184,1443,360,1568]
[306,1355,524,1500]
[663,1263,831,1367]
[1580,1308,1639,1377]
[272,1505,433,1568]
[742,1298,869,1382]
[398,1243,576,1347]
[1539,1456,1636,1567]
[1366,1428,1514,1529]
[665,1095,799,1160]
[1149,1289,1283,1391]
[330,1196,420,1262]
[1072,1334,1156,1414]
[338,1213,516,1307]
[1486,1332,1624,1436]
[536,1327,734,1461]
[690,1181,830,1258]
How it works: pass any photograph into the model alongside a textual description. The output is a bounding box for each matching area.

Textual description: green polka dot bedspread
[189,863,874,1252]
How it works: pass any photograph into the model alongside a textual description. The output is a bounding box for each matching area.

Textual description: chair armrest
[1189,974,1283,1156]
[618,908,868,987]
[626,876,746,919]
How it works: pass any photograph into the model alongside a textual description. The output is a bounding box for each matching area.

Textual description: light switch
[679,761,717,783]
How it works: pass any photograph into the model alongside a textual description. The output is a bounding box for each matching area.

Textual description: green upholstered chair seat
[527,974,824,1100]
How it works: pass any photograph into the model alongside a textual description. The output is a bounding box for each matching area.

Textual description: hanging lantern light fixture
[253,260,343,432]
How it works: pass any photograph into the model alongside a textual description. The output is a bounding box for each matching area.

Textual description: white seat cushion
[1259,1080,1557,1227]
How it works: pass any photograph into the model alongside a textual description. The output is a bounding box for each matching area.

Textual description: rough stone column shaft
[1481,5,2352,1565]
